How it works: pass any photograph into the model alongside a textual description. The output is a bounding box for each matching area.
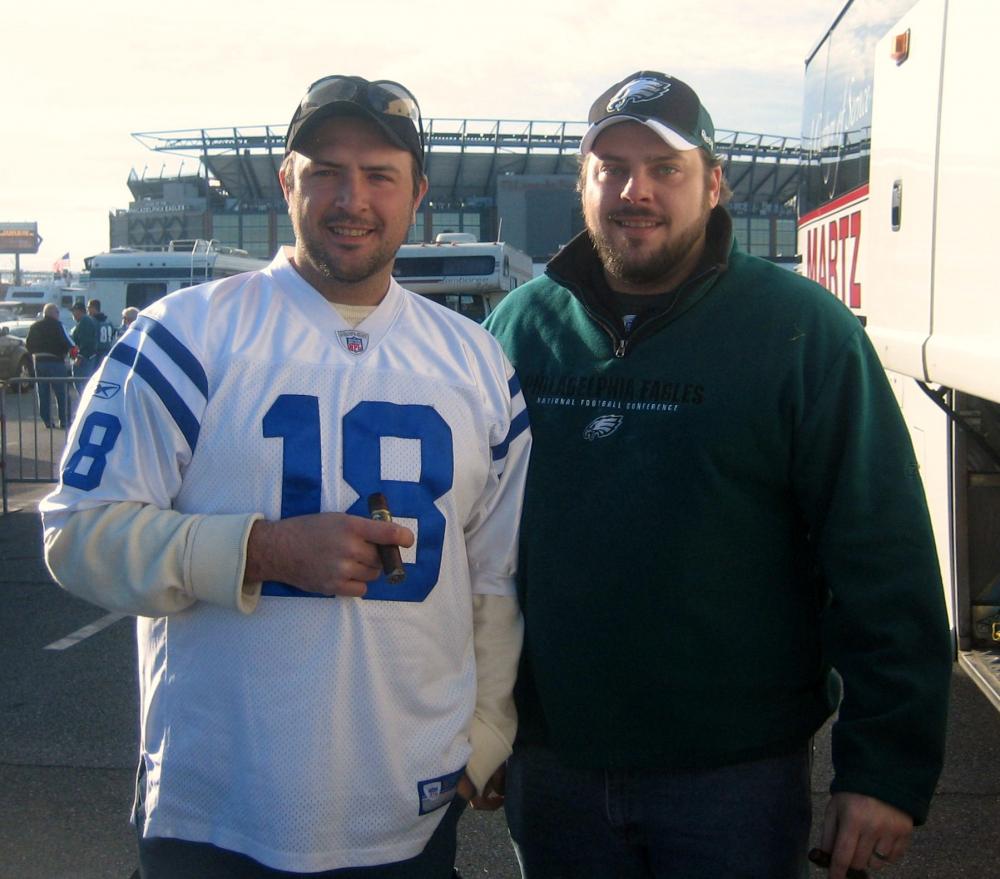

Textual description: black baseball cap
[285,75,425,172]
[580,71,716,156]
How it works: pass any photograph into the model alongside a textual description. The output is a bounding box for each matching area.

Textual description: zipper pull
[614,338,628,358]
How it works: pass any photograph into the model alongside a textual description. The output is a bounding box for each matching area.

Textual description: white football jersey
[41,249,531,871]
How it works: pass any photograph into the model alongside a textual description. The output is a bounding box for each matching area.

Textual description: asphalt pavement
[2,479,998,878]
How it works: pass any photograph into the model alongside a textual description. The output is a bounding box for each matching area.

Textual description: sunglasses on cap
[285,75,425,164]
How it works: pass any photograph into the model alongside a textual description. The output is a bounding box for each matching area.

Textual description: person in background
[484,70,951,879]
[25,303,72,429]
[41,74,529,879]
[120,306,140,335]
[68,301,98,393]
[88,298,115,361]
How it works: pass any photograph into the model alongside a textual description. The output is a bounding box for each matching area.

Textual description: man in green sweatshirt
[484,71,951,879]
[69,300,99,393]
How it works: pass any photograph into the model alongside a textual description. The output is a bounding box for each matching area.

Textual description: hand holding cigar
[367,493,407,584]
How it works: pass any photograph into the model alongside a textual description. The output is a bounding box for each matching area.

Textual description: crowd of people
[37,72,951,879]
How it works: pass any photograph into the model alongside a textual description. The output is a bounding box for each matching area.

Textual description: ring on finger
[872,849,891,861]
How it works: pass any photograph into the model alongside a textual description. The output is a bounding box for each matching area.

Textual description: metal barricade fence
[0,376,79,514]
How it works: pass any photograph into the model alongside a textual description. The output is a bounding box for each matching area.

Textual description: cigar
[367,492,406,584]
[808,848,869,879]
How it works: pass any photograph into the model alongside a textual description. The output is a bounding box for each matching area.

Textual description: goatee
[590,204,712,288]
[299,225,395,285]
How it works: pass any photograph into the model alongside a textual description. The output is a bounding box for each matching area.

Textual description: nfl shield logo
[337,329,369,355]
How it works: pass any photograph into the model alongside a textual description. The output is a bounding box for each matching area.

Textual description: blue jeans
[73,355,98,394]
[505,743,812,879]
[134,763,466,878]
[33,358,69,427]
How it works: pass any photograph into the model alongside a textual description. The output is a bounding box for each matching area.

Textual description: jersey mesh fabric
[154,359,483,866]
[43,250,530,872]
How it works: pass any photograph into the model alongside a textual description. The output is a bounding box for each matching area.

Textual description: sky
[1,0,841,274]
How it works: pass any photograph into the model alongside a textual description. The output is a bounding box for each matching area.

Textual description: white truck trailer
[800,0,1000,708]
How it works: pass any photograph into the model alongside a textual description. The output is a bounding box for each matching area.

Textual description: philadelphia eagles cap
[580,71,716,156]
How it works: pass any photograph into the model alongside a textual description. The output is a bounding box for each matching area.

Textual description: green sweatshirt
[71,313,98,359]
[484,208,951,823]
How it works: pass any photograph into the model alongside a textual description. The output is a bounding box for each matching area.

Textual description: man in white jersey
[41,75,531,878]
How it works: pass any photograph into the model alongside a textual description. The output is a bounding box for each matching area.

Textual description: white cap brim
[580,116,699,155]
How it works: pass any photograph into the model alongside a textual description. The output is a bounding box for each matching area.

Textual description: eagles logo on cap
[581,70,716,157]
[607,78,673,113]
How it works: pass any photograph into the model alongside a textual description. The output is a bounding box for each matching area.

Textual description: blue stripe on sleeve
[508,373,522,398]
[108,342,201,453]
[491,407,530,462]
[134,316,209,397]
[108,342,138,370]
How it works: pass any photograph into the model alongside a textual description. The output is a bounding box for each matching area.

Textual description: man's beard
[298,221,398,285]
[589,201,712,288]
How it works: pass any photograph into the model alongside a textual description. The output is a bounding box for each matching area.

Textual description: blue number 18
[262,396,453,602]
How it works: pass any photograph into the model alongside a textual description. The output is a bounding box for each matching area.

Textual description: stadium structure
[115,119,802,267]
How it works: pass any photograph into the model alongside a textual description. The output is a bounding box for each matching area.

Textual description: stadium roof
[130,119,802,212]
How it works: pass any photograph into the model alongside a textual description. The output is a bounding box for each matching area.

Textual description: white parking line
[45,612,127,650]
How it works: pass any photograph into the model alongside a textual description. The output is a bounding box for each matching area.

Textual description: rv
[391,233,533,322]
[84,239,268,321]
[800,0,1000,708]
[0,283,88,316]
